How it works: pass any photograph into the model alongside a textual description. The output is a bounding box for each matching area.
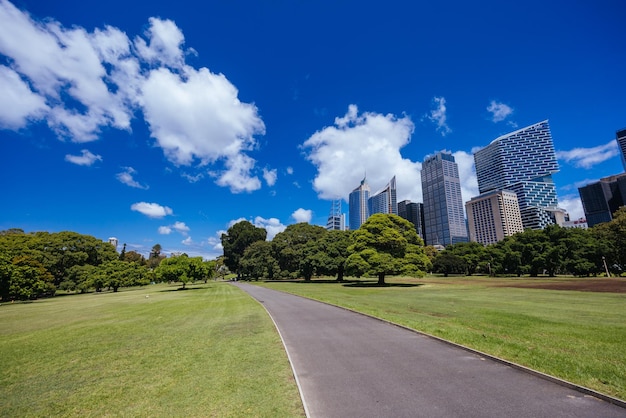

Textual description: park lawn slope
[0,282,304,417]
[257,276,626,401]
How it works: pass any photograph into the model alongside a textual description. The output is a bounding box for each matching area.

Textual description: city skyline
[1,0,625,259]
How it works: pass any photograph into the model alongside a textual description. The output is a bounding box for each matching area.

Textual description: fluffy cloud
[116,167,148,189]
[131,202,173,218]
[302,105,422,204]
[425,96,451,136]
[558,194,584,220]
[263,167,277,186]
[486,100,514,123]
[292,208,313,223]
[556,140,619,169]
[159,221,189,235]
[0,1,265,192]
[0,66,48,129]
[64,149,102,166]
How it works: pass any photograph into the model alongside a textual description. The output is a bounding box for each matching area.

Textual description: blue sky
[1,0,625,259]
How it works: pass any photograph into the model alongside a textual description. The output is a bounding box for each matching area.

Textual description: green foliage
[346,214,429,284]
[272,223,327,280]
[0,230,118,299]
[221,221,267,277]
[240,241,279,280]
[432,251,467,277]
[309,230,353,281]
[6,256,55,300]
[154,255,211,289]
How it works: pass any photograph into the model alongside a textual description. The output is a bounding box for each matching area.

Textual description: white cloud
[263,167,277,186]
[158,226,172,234]
[452,150,479,202]
[558,194,584,220]
[0,2,267,193]
[286,167,294,175]
[556,140,619,169]
[158,221,189,236]
[486,100,514,123]
[172,221,190,235]
[425,96,451,136]
[64,149,102,166]
[302,105,422,204]
[0,65,48,129]
[181,236,193,246]
[253,216,286,241]
[134,17,185,69]
[131,202,173,218]
[116,167,148,189]
[292,208,313,223]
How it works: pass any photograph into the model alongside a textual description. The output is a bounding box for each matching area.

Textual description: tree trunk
[377,272,385,285]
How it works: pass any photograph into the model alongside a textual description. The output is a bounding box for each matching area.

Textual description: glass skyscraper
[398,200,425,240]
[348,176,370,230]
[578,173,626,227]
[421,152,468,246]
[617,128,626,172]
[368,176,397,216]
[473,120,560,230]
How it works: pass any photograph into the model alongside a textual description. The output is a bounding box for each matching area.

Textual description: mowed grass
[257,276,626,401]
[0,283,304,417]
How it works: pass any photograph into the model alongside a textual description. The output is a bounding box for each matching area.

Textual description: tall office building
[466,190,524,245]
[474,120,560,230]
[326,199,346,231]
[108,237,118,251]
[578,173,626,227]
[421,152,468,246]
[349,176,370,230]
[369,176,397,216]
[398,200,425,240]
[617,128,626,172]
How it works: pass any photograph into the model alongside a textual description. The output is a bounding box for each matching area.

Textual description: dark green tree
[432,251,467,277]
[240,241,279,280]
[221,221,267,279]
[272,223,327,280]
[345,214,429,285]
[309,230,353,281]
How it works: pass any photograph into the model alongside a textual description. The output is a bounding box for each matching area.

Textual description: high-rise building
[465,190,524,245]
[617,128,626,172]
[369,176,397,216]
[578,173,626,227]
[108,237,118,250]
[474,120,561,230]
[349,176,370,230]
[326,199,346,231]
[421,152,468,246]
[398,200,425,240]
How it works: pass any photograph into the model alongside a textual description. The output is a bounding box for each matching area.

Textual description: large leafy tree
[432,251,467,277]
[345,214,430,285]
[592,206,626,273]
[445,242,488,275]
[309,230,353,281]
[240,241,279,280]
[221,221,267,278]
[272,223,327,280]
[6,256,55,300]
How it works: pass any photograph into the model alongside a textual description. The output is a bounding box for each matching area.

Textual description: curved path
[233,282,625,418]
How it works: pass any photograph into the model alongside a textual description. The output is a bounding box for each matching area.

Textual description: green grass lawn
[0,283,304,417]
[256,276,626,401]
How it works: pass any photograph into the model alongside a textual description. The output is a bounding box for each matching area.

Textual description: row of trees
[223,208,626,282]
[433,207,626,277]
[0,230,215,301]
[222,214,431,285]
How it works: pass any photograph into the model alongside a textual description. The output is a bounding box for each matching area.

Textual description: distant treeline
[0,230,216,301]
[223,207,626,282]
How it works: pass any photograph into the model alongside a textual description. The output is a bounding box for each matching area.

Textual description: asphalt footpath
[233,282,626,418]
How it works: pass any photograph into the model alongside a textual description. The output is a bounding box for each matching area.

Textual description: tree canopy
[221,221,267,278]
